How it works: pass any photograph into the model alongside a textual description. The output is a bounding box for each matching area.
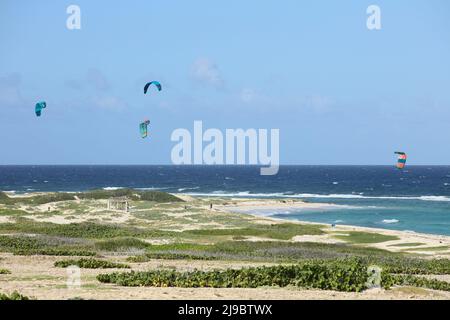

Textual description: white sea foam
[135,187,170,191]
[185,191,450,202]
[102,187,123,190]
[382,219,399,224]
[177,187,200,192]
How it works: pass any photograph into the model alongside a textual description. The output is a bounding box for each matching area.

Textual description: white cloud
[87,68,110,91]
[91,95,127,110]
[0,73,25,108]
[301,95,334,113]
[65,69,110,91]
[241,88,256,103]
[191,58,223,87]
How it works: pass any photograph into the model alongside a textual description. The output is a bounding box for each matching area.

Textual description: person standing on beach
[210,203,213,210]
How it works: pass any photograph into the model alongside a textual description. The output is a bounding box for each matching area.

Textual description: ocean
[1,165,449,236]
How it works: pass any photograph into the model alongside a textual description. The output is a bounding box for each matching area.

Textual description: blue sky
[1,0,449,165]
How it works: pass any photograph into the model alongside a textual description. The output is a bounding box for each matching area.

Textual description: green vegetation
[388,242,425,247]
[0,291,30,300]
[14,249,96,256]
[77,188,184,203]
[0,235,43,252]
[0,208,28,216]
[54,258,130,269]
[333,231,399,244]
[379,258,450,275]
[382,274,450,292]
[0,235,95,256]
[0,189,183,205]
[98,258,369,292]
[128,252,217,262]
[404,246,449,252]
[0,269,11,274]
[0,218,177,239]
[124,240,401,263]
[184,223,324,240]
[94,237,150,251]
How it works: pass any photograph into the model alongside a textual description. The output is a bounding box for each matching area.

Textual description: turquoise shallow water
[1,165,449,236]
[269,198,450,236]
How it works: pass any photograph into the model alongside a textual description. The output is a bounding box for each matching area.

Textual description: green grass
[13,249,96,256]
[124,240,403,263]
[0,218,177,239]
[94,237,150,251]
[0,208,28,216]
[0,189,183,205]
[128,252,217,262]
[184,223,324,240]
[333,231,399,244]
[403,246,449,252]
[388,242,425,247]
[54,258,130,269]
[0,234,95,256]
[146,243,213,252]
[383,274,450,292]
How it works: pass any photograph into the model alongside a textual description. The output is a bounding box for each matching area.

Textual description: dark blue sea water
[1,165,449,236]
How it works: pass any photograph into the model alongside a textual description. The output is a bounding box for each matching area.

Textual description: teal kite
[35,101,46,117]
[140,120,150,138]
[144,81,162,94]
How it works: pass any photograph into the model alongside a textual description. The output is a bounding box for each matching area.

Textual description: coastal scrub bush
[13,249,96,256]
[94,237,150,251]
[127,252,217,262]
[0,189,183,205]
[98,258,369,292]
[0,235,43,252]
[367,257,450,275]
[0,269,11,274]
[382,274,450,292]
[79,189,183,203]
[0,234,96,256]
[0,291,30,300]
[54,258,130,269]
[138,191,183,202]
[0,219,177,239]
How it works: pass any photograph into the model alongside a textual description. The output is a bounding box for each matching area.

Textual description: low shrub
[14,249,95,256]
[383,274,450,292]
[0,291,30,300]
[55,258,130,269]
[127,252,217,262]
[95,237,150,251]
[378,258,450,275]
[98,257,368,292]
